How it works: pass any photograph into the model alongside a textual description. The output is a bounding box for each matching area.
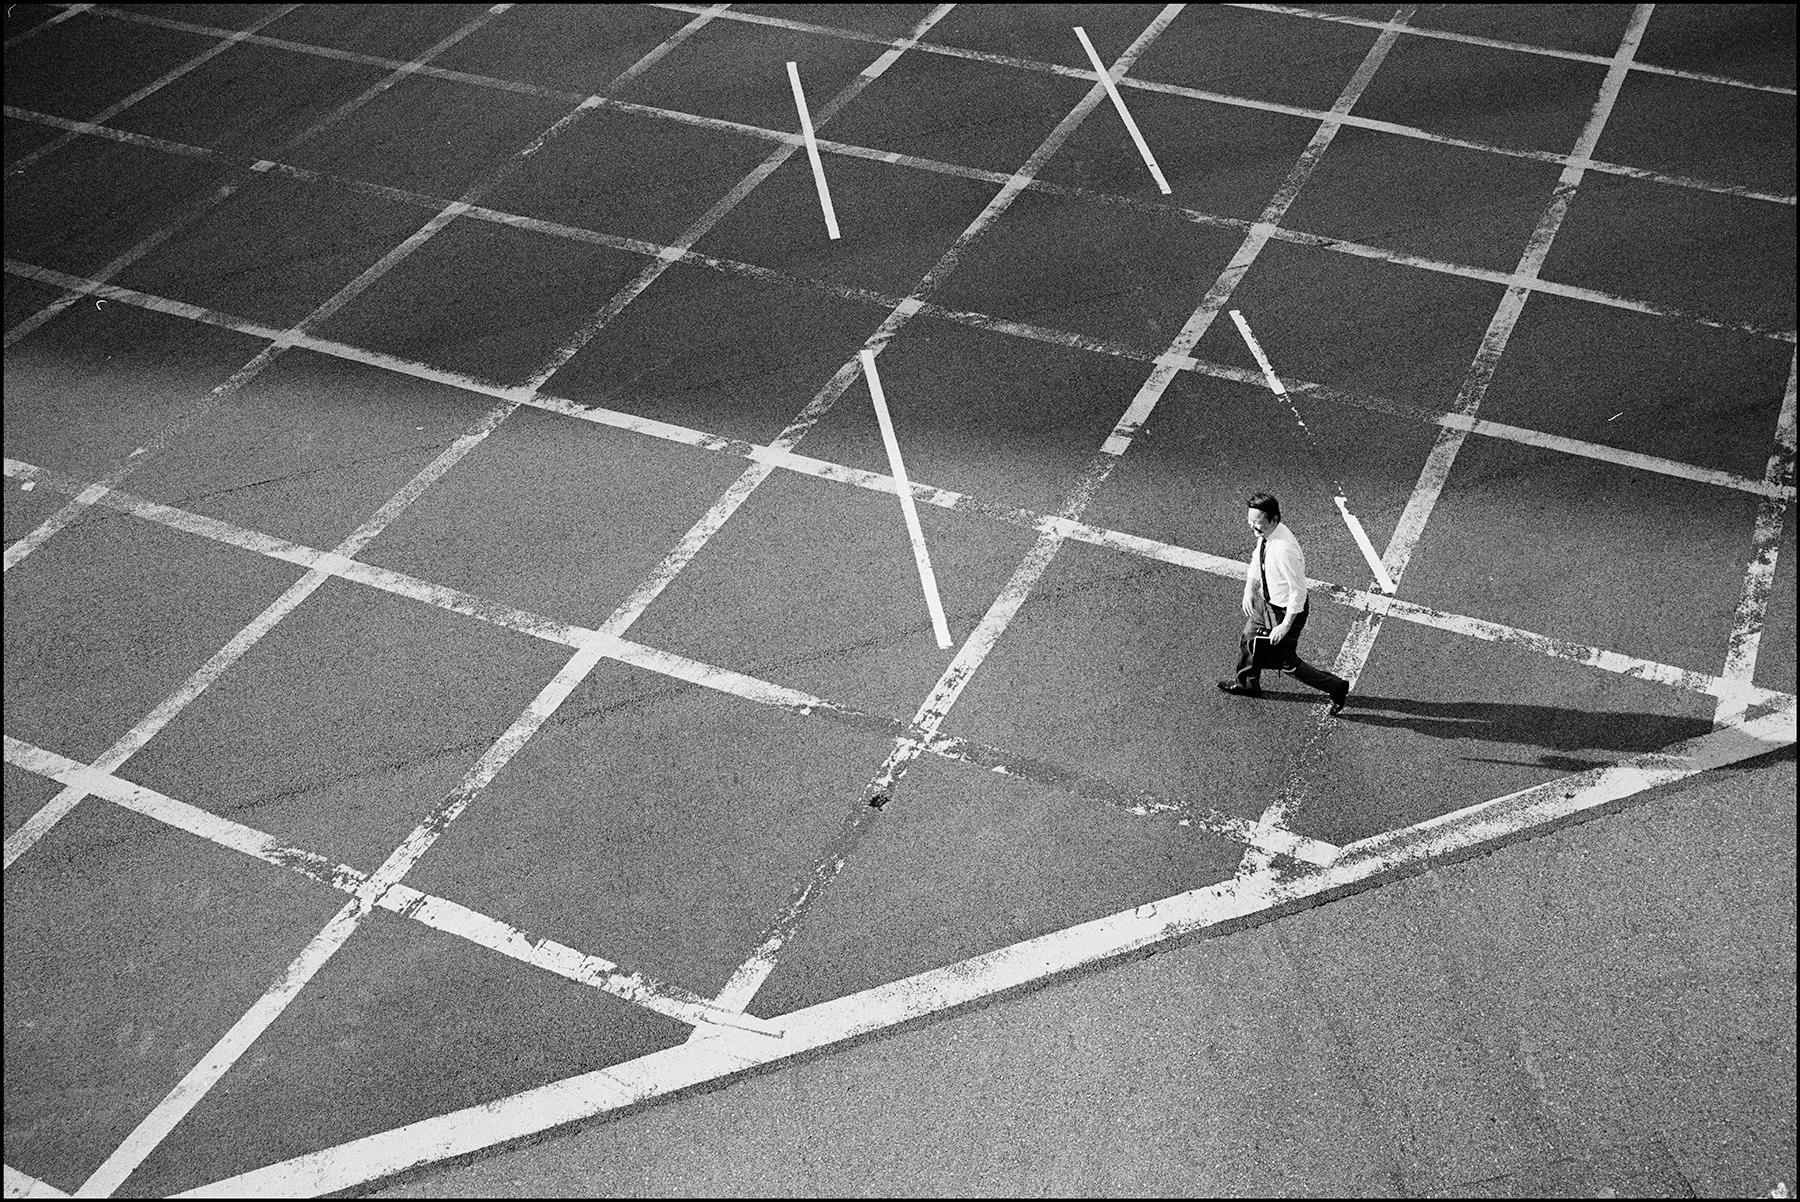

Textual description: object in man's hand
[1251,634,1284,670]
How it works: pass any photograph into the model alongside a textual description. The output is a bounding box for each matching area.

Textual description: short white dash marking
[1230,308,1292,401]
[1072,26,1171,194]
[1231,308,1395,591]
[861,349,953,649]
[786,61,841,238]
[1334,495,1398,594]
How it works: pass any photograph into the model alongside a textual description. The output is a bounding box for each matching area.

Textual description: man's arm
[1270,585,1304,642]
[1267,540,1306,641]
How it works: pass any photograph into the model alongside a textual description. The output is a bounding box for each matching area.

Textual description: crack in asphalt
[156,440,458,507]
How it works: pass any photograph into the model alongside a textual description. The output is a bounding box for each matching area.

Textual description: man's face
[1246,507,1275,537]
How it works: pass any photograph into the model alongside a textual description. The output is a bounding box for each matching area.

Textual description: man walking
[1218,492,1350,715]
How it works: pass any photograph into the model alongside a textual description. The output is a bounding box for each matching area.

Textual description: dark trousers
[1235,604,1347,694]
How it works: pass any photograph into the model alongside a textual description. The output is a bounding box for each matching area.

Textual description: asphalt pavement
[4,4,1794,1197]
[374,747,1797,1199]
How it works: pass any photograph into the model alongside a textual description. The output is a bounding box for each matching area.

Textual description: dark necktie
[1257,536,1269,611]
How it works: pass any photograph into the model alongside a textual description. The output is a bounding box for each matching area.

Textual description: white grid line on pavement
[644,0,1795,204]
[0,735,780,1037]
[9,85,1793,349]
[7,442,1785,750]
[0,1,89,52]
[57,2,1798,210]
[4,3,300,178]
[1235,2,1656,882]
[5,273,1790,718]
[0,452,1351,868]
[1715,354,1799,727]
[702,3,1412,1019]
[693,2,1191,1017]
[0,0,738,866]
[37,7,759,1194]
[9,223,1791,503]
[1,1,526,579]
[1234,1,1798,96]
[51,6,973,1196]
[1,3,517,353]
[653,0,1800,100]
[169,694,1796,1199]
[3,4,1785,1194]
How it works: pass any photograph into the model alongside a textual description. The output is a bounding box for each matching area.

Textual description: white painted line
[1334,495,1398,594]
[0,105,222,163]
[1449,412,1795,499]
[176,699,1795,1199]
[4,734,782,1042]
[1,481,107,574]
[75,895,370,1198]
[1716,354,1798,726]
[1238,4,1656,876]
[7,7,1778,1194]
[13,71,1797,350]
[517,4,954,396]
[9,455,1352,868]
[18,450,1783,861]
[1,1163,69,1199]
[1071,26,1170,194]
[5,277,1792,718]
[73,0,1795,210]
[671,0,1798,99]
[786,61,841,238]
[1229,307,1290,400]
[653,2,1796,206]
[1340,699,1798,862]
[705,3,1194,1020]
[375,885,784,1037]
[6,4,298,178]
[3,736,372,893]
[1384,5,1653,596]
[1234,2,1798,97]
[713,0,1385,1018]
[1229,308,1396,592]
[65,17,804,1194]
[1,3,529,573]
[676,0,1799,111]
[2,2,92,52]
[860,350,953,649]
[66,12,969,1192]
[16,181,1795,504]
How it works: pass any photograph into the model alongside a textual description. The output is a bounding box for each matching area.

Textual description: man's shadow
[1252,688,1733,773]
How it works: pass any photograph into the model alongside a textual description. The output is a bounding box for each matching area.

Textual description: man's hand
[1269,618,1294,646]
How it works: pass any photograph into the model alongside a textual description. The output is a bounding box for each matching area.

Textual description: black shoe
[1217,680,1260,697]
[1328,684,1349,715]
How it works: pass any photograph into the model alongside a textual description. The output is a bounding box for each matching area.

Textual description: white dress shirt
[1251,522,1308,611]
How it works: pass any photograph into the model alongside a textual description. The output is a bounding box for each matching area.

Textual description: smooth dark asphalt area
[4,3,1795,1197]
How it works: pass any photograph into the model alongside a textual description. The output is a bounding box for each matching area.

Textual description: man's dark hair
[1247,492,1281,523]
